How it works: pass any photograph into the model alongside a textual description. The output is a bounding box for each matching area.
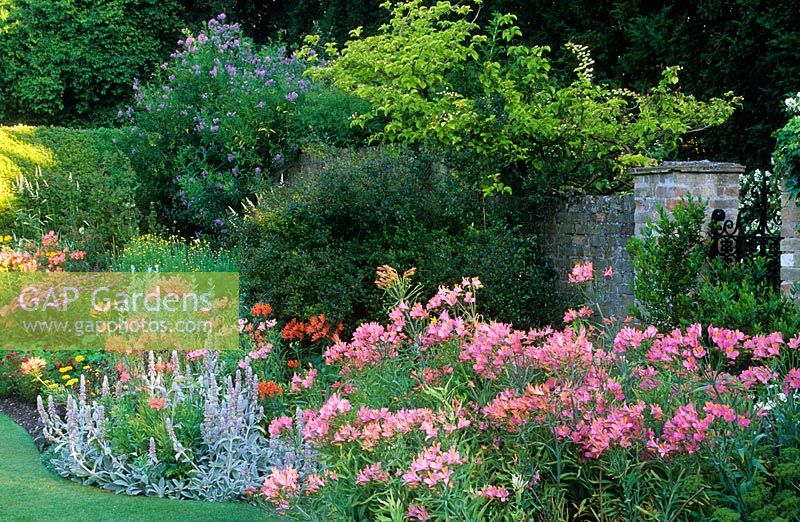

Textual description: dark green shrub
[627,196,708,329]
[628,196,800,333]
[234,147,559,327]
[0,0,184,126]
[0,125,139,255]
[696,257,800,335]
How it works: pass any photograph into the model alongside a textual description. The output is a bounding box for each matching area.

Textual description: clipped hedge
[0,0,185,125]
[0,125,138,253]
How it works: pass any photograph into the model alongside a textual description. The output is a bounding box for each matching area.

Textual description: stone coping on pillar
[631,160,746,176]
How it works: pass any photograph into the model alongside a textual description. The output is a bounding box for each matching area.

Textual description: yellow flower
[59,366,73,373]
[74,355,85,363]
[61,374,71,380]
[47,383,58,390]
[81,365,91,371]
[66,378,78,386]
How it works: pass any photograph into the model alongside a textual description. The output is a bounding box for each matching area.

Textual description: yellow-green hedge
[0,125,138,252]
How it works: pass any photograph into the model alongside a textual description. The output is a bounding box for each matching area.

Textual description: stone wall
[537,161,747,321]
[537,195,635,319]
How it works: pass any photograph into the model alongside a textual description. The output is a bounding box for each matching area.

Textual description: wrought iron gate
[708,170,782,288]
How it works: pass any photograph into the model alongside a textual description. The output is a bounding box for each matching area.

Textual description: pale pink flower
[268,416,294,438]
[249,343,272,359]
[261,465,300,511]
[304,473,326,493]
[784,368,800,390]
[406,504,429,521]
[563,306,593,324]
[477,484,511,502]
[708,326,745,360]
[290,368,318,392]
[746,332,783,359]
[568,261,593,284]
[356,462,389,485]
[740,366,778,388]
[42,231,59,247]
[402,443,464,489]
[185,350,207,361]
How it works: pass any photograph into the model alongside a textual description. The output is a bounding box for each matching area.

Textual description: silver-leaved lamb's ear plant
[38,351,318,500]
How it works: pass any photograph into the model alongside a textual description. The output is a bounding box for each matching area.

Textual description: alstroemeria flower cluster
[401,443,465,489]
[477,484,511,502]
[261,465,301,511]
[355,462,390,485]
[290,368,318,392]
[260,270,800,519]
[301,402,471,449]
[323,322,404,375]
[0,231,87,272]
[568,261,594,284]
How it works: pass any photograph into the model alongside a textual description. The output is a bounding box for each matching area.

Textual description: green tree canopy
[305,0,737,201]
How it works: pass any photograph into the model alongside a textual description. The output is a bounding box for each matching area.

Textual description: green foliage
[775,93,800,200]
[247,0,798,173]
[234,147,559,327]
[695,258,800,335]
[288,87,375,149]
[111,234,238,273]
[628,196,800,333]
[0,0,185,126]
[0,125,138,255]
[304,1,737,200]
[107,390,204,479]
[627,197,708,329]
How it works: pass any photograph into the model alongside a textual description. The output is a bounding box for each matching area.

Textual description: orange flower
[251,303,273,318]
[258,380,283,400]
[306,314,343,342]
[282,315,342,343]
[287,359,300,369]
[375,265,399,289]
[20,356,47,375]
[148,397,166,410]
[281,318,306,341]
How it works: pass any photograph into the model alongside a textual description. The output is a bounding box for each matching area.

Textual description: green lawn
[0,414,273,522]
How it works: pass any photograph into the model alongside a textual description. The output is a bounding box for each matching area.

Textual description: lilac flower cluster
[122,14,313,233]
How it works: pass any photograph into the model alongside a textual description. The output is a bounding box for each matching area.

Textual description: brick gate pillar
[632,160,744,238]
[781,185,800,294]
